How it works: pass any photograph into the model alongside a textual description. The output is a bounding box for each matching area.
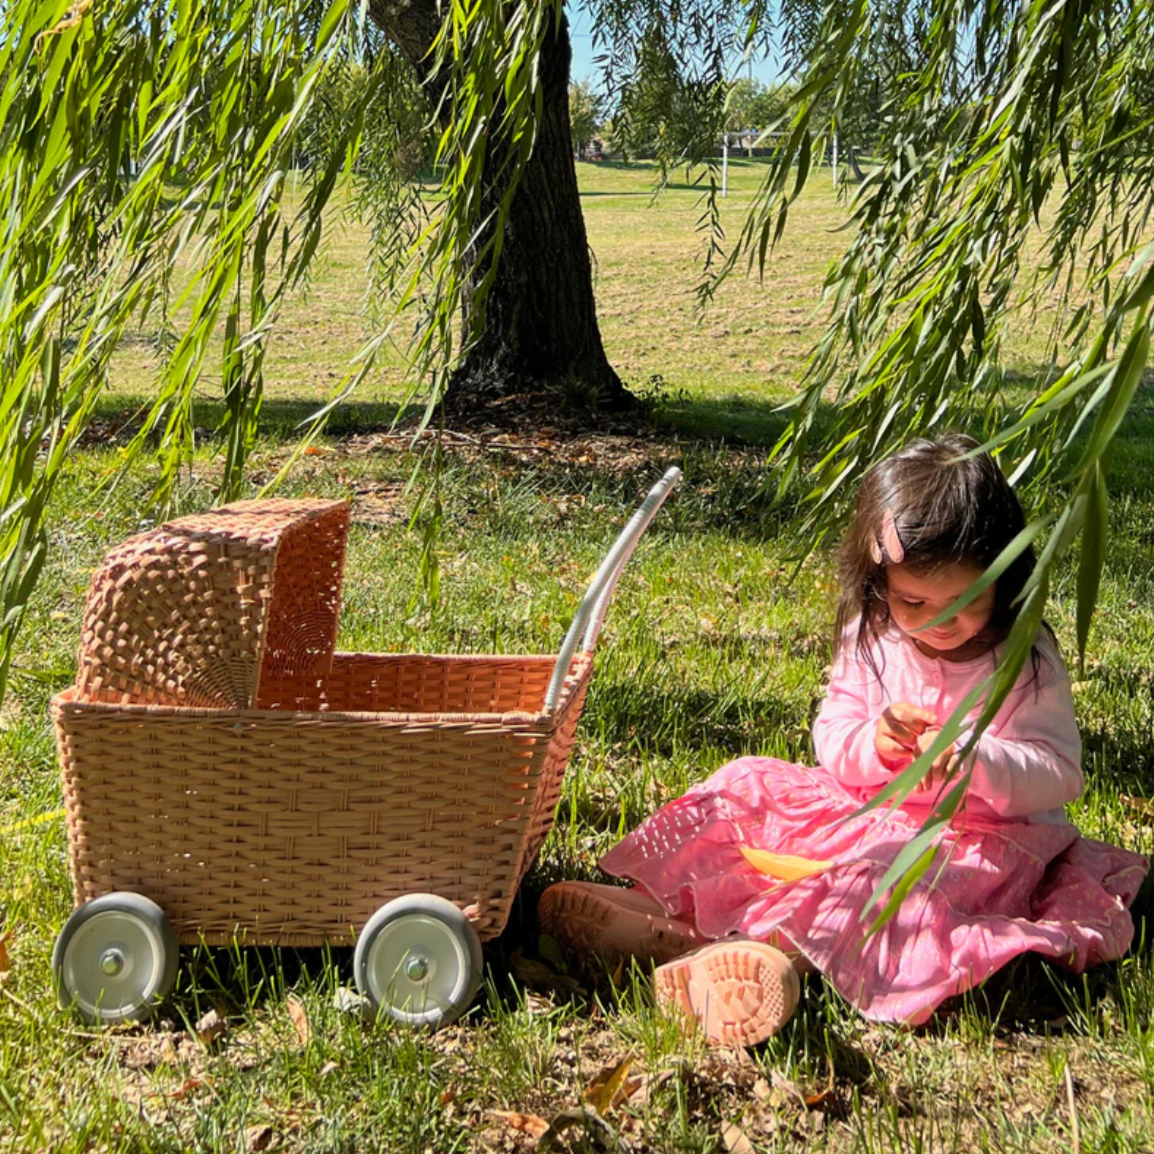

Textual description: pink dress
[600,626,1148,1025]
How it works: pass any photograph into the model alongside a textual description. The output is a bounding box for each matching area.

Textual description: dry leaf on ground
[489,1110,550,1139]
[804,1058,836,1107]
[769,1069,809,1112]
[625,1067,676,1107]
[537,1107,627,1152]
[0,926,14,979]
[193,1008,228,1047]
[286,994,311,1047]
[243,1124,279,1152]
[1120,795,1154,817]
[157,1078,211,1101]
[583,1056,636,1114]
[722,1120,756,1154]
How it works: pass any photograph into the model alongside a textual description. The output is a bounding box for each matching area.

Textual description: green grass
[2,160,1154,1153]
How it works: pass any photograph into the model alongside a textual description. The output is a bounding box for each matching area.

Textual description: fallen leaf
[193,1008,227,1047]
[769,1069,809,1112]
[623,1067,675,1106]
[286,995,311,1046]
[802,1055,836,1107]
[610,955,626,990]
[303,446,324,456]
[0,926,15,979]
[584,1056,635,1113]
[524,991,554,1016]
[1120,795,1154,817]
[160,1078,209,1101]
[319,1061,339,1077]
[243,1124,278,1152]
[489,1110,550,1139]
[722,1121,755,1154]
[538,1107,626,1152]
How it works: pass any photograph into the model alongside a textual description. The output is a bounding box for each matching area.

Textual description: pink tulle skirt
[599,757,1148,1025]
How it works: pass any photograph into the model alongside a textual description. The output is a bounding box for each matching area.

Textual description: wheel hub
[100,948,126,977]
[405,955,429,982]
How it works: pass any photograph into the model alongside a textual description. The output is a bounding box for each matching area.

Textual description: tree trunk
[366,3,634,413]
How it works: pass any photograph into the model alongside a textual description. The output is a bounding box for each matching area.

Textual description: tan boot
[537,881,704,967]
[653,939,800,1047]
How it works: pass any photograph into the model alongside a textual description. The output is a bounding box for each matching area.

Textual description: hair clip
[870,507,905,565]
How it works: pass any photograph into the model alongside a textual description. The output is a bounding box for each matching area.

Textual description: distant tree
[610,25,726,168]
[569,80,603,159]
[725,78,793,153]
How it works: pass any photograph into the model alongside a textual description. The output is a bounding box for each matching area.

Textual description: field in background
[1,160,1153,1153]
[107,160,847,428]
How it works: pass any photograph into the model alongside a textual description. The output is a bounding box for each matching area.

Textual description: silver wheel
[354,894,482,1029]
[52,893,178,1025]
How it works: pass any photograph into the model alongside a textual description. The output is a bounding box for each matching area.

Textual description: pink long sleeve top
[812,624,1084,823]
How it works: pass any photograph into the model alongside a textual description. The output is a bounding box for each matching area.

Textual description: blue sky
[568,3,784,87]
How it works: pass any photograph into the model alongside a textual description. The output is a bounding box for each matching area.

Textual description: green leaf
[920,516,1052,631]
[1076,461,1108,662]
[864,776,968,925]
[865,843,939,938]
[792,129,811,201]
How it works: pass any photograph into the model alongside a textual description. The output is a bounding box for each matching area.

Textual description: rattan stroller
[50,468,681,1027]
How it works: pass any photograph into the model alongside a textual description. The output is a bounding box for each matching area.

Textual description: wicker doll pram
[50,469,680,1027]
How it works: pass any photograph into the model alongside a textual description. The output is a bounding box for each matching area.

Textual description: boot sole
[654,940,800,1047]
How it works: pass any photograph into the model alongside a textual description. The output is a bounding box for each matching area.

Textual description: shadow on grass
[94,356,1150,455]
[92,395,418,440]
[580,679,811,770]
[92,389,802,448]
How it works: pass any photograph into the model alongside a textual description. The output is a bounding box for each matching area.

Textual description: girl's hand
[875,703,936,770]
[913,727,957,792]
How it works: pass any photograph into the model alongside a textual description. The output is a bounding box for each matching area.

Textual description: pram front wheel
[354,894,483,1029]
[52,892,179,1025]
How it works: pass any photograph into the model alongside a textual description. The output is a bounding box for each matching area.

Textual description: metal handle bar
[543,466,682,715]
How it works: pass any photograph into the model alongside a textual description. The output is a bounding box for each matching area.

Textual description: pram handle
[543,466,682,715]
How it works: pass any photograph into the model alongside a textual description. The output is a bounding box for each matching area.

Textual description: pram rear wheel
[354,894,482,1029]
[52,892,179,1025]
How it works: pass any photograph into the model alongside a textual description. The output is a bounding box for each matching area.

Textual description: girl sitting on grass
[539,434,1148,1045]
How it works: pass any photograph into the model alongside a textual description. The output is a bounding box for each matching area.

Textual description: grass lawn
[1,160,1153,1153]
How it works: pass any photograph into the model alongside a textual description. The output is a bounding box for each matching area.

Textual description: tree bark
[366,2,634,413]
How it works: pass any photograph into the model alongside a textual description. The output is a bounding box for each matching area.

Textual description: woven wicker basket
[54,498,598,945]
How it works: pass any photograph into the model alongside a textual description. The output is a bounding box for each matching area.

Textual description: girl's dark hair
[835,433,1035,666]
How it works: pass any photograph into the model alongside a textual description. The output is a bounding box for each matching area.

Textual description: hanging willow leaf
[1076,461,1108,663]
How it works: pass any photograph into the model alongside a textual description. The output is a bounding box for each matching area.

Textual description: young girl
[539,435,1148,1045]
